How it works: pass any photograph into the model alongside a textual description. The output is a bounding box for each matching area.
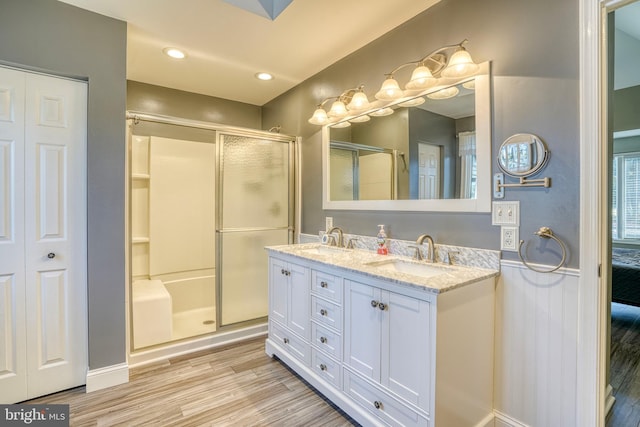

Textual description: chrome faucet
[413,234,436,262]
[326,226,344,248]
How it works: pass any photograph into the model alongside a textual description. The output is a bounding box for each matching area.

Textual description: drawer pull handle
[281,268,285,275]
[320,281,328,288]
[320,363,327,371]
[47,252,56,259]
[371,300,379,308]
[283,338,289,344]
[286,270,291,276]
[373,400,383,410]
[320,309,327,316]
[320,336,327,344]
[378,302,387,311]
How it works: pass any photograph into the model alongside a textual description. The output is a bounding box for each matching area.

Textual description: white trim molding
[578,0,608,425]
[85,363,129,393]
[128,323,267,368]
[494,410,531,427]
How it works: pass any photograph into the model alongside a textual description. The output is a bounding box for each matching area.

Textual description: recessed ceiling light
[255,72,273,81]
[163,47,186,59]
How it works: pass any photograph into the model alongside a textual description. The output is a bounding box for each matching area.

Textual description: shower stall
[127,113,295,355]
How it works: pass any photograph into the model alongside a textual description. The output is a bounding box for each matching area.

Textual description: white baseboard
[605,384,615,417]
[494,411,530,427]
[475,413,495,427]
[128,322,267,368]
[85,363,129,393]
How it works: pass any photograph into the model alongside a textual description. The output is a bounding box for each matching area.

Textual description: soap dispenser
[376,224,388,255]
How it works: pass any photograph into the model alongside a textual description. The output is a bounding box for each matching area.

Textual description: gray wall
[262,0,579,267]
[0,0,127,369]
[127,81,262,129]
[614,85,640,131]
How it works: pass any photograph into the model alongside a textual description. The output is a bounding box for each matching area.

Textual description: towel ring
[518,226,567,273]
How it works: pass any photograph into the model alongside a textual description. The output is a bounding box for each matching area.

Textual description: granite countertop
[266,243,499,295]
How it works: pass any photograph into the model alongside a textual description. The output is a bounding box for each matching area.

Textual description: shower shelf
[132,237,150,244]
[132,173,150,180]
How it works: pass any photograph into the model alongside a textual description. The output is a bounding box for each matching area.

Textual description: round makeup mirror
[497,133,549,177]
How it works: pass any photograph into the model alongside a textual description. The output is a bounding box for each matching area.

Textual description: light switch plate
[501,226,519,251]
[325,216,333,231]
[492,201,520,226]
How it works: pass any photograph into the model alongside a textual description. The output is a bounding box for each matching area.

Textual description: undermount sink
[365,259,447,279]
[300,245,346,255]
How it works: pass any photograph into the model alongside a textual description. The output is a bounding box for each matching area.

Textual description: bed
[612,247,640,307]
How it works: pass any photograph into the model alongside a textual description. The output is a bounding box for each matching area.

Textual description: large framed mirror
[322,61,491,212]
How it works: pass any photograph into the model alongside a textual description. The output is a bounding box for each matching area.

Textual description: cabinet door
[344,280,381,381]
[288,262,310,339]
[381,291,431,412]
[269,258,288,326]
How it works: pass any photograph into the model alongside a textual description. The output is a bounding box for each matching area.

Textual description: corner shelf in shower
[132,237,150,244]
[132,173,150,180]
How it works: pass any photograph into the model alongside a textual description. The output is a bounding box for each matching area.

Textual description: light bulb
[426,86,459,100]
[405,65,437,90]
[369,107,394,117]
[375,77,403,101]
[347,91,370,111]
[328,100,348,118]
[441,48,479,78]
[163,47,186,59]
[349,115,370,123]
[308,107,329,125]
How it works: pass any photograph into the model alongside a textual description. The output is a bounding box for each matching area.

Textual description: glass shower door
[218,133,294,326]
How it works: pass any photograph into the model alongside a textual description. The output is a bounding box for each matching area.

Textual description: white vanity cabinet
[343,279,431,416]
[310,269,344,388]
[265,249,495,427]
[268,257,311,363]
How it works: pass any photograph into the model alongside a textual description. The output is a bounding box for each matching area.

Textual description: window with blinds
[612,153,640,241]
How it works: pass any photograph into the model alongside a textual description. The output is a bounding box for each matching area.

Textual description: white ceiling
[57,0,440,106]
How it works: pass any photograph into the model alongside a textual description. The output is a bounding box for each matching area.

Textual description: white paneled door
[0,66,87,403]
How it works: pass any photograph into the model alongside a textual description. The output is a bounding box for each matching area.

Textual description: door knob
[47,252,56,259]
[371,300,379,308]
[378,302,387,311]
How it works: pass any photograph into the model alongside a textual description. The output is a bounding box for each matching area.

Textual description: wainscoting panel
[495,261,579,427]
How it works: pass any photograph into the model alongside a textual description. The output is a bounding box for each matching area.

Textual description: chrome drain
[203,320,215,325]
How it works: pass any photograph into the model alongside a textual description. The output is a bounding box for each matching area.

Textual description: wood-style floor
[26,305,640,426]
[607,302,640,427]
[26,337,357,426]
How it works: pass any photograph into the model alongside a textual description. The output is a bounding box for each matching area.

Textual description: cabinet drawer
[311,321,342,360]
[311,296,343,332]
[312,270,342,303]
[343,369,430,427]
[311,348,341,389]
[270,321,310,366]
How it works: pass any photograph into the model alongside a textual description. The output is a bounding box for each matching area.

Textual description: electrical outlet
[492,201,520,226]
[501,226,519,251]
[325,216,333,231]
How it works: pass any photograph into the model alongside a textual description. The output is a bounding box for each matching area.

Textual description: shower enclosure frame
[125,111,299,364]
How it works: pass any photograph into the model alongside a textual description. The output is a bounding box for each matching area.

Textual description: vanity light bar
[308,39,480,126]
